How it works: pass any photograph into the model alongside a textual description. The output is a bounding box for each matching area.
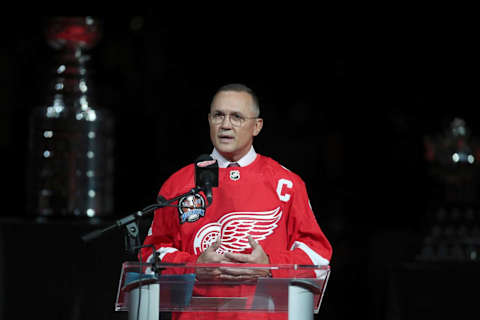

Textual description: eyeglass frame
[208,110,259,127]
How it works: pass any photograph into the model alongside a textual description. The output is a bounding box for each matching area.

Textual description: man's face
[209,91,263,162]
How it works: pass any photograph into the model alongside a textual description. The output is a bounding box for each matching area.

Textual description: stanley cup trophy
[27,17,114,219]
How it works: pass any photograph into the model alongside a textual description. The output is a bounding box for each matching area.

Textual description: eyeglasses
[209,111,258,127]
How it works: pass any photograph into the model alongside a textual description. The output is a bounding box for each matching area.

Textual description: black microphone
[195,154,218,205]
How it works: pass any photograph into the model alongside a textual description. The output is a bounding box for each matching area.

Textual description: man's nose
[220,115,233,128]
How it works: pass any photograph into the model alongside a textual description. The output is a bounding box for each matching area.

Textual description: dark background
[0,15,479,319]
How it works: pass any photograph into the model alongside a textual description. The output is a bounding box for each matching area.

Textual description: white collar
[211,146,257,168]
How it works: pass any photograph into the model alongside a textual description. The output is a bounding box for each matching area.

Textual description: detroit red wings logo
[193,207,282,255]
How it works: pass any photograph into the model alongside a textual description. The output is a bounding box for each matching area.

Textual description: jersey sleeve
[263,174,332,276]
[140,207,198,265]
[139,167,199,265]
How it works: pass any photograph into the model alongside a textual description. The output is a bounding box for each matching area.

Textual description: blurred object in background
[417,118,480,262]
[26,16,114,219]
[424,117,480,203]
[416,205,480,262]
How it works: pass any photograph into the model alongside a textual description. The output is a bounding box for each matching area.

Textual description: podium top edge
[121,261,331,270]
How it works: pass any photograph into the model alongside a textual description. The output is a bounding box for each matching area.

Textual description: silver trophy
[27,16,114,219]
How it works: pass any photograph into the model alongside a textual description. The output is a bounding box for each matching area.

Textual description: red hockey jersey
[141,154,332,320]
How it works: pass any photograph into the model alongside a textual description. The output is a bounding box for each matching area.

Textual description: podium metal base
[128,284,159,320]
[288,284,314,320]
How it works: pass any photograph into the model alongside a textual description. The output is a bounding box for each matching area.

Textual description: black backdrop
[0,15,479,319]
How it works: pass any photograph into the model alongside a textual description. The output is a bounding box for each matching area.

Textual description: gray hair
[213,83,260,117]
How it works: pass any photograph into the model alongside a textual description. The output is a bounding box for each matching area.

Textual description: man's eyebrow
[212,109,243,115]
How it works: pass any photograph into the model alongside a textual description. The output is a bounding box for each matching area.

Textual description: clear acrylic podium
[115,262,330,320]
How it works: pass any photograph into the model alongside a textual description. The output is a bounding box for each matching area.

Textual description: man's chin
[214,146,236,158]
[215,143,235,152]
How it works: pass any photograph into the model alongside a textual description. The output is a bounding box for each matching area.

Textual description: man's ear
[253,118,263,136]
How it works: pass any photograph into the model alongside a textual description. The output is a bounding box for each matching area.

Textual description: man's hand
[196,237,229,280]
[197,237,223,264]
[220,236,271,280]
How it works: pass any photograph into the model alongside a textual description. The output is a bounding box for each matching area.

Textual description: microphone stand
[81,187,205,258]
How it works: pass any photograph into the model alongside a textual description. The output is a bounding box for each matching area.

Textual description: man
[141,83,332,319]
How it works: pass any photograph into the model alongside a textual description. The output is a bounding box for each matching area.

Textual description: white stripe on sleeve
[290,241,330,265]
[146,247,179,263]
[290,241,329,278]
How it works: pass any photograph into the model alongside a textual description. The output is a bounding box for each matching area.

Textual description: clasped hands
[196,235,271,280]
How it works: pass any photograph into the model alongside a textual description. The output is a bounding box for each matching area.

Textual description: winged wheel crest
[193,207,282,254]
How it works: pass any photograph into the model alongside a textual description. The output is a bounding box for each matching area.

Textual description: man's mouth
[218,135,234,142]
